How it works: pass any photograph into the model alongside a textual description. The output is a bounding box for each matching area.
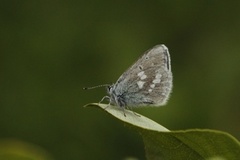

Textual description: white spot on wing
[156,73,162,79]
[153,79,161,84]
[137,71,144,77]
[152,73,162,84]
[137,71,147,80]
[137,81,145,89]
[140,74,147,80]
[150,84,155,88]
[148,89,152,92]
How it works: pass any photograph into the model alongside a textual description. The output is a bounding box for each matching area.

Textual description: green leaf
[0,138,53,160]
[85,103,240,160]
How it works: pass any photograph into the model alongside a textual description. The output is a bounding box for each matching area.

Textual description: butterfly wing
[112,44,172,107]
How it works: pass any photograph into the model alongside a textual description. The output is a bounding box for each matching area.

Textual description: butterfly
[85,44,172,115]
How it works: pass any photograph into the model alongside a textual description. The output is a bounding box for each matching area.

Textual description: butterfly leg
[98,96,112,110]
[99,96,110,104]
[121,107,126,117]
[133,111,140,117]
[125,106,140,117]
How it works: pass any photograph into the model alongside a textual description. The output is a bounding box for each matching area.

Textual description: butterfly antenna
[83,84,110,90]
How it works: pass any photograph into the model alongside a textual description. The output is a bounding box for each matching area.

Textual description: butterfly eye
[107,86,112,92]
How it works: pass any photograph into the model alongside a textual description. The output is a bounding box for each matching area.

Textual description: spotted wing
[113,44,172,107]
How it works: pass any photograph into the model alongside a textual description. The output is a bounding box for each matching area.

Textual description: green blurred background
[1,1,240,159]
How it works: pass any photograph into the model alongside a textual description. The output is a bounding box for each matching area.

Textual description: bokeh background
[1,1,240,159]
